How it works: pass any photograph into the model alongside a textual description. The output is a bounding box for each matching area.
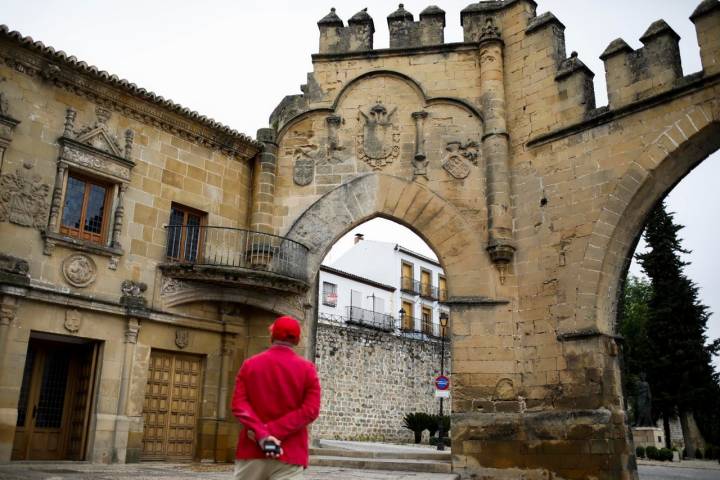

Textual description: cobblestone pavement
[0,463,458,480]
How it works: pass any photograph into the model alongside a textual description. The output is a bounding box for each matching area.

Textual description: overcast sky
[4,0,717,353]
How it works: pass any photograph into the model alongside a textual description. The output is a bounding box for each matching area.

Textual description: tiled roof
[0,24,261,152]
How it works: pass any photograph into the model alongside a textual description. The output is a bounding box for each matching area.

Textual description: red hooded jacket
[231,344,321,467]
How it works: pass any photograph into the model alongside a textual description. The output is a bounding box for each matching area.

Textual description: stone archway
[575,101,720,335]
[285,172,497,299]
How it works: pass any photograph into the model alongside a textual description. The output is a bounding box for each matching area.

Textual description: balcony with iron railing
[400,277,439,300]
[158,225,309,293]
[345,306,395,332]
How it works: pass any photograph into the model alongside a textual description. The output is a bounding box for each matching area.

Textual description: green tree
[635,202,719,453]
[617,275,653,423]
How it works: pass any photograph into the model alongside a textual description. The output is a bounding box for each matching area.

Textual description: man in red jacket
[232,315,321,479]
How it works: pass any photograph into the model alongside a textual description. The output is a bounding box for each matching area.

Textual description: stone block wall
[312,322,450,442]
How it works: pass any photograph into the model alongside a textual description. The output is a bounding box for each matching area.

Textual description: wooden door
[421,270,431,297]
[402,301,414,331]
[401,262,414,291]
[141,351,202,461]
[12,340,96,461]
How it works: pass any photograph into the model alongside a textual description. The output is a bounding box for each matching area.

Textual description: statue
[634,372,654,427]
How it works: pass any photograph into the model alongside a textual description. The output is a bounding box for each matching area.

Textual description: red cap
[270,316,301,345]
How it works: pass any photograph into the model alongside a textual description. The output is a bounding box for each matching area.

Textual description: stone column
[111,183,128,249]
[112,317,140,463]
[478,18,515,270]
[250,129,278,234]
[47,161,67,235]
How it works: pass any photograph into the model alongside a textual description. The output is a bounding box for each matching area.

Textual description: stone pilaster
[112,316,140,463]
[111,183,128,249]
[478,18,515,270]
[46,161,67,236]
[250,128,278,234]
[411,111,428,179]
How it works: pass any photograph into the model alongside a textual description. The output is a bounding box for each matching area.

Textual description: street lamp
[399,308,405,331]
[437,311,449,451]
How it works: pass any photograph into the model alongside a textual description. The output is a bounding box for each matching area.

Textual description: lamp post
[399,308,405,332]
[437,311,449,451]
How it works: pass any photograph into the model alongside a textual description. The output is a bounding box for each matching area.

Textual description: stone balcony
[158,225,309,294]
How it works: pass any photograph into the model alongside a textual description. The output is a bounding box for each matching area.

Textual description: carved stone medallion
[0,164,50,229]
[160,276,187,295]
[175,328,189,349]
[62,253,97,288]
[64,309,82,333]
[442,141,480,179]
[356,102,400,170]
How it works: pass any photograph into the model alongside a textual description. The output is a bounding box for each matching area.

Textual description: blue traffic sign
[435,375,450,390]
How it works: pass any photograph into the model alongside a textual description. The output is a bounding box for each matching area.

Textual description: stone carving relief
[292,143,318,187]
[62,253,97,288]
[160,276,188,295]
[356,102,400,170]
[57,106,134,182]
[292,115,346,186]
[0,162,50,228]
[175,328,189,349]
[0,253,29,276]
[412,111,428,178]
[493,378,515,401]
[442,141,480,179]
[0,161,50,229]
[64,309,82,333]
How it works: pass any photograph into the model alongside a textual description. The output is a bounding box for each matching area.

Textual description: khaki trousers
[234,459,303,480]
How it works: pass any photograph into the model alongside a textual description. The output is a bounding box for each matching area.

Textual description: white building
[318,235,449,337]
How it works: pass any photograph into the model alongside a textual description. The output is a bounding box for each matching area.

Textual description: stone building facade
[0,0,719,479]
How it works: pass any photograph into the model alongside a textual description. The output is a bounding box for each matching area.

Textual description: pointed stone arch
[285,172,498,299]
[573,100,720,334]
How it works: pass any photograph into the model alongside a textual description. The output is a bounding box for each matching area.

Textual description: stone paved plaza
[0,463,459,480]
[0,462,719,480]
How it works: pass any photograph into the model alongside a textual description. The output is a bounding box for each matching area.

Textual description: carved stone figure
[0,164,50,229]
[356,102,400,169]
[121,279,147,297]
[442,141,480,179]
[62,254,97,287]
[323,115,345,164]
[634,373,654,427]
[293,144,317,186]
[64,309,82,333]
[175,328,189,349]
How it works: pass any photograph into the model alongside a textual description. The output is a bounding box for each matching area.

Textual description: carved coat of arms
[175,328,189,349]
[62,253,97,288]
[442,141,480,179]
[292,144,317,187]
[356,102,400,169]
[64,309,82,333]
[0,165,50,229]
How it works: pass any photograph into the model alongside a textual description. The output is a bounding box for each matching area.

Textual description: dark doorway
[12,333,99,461]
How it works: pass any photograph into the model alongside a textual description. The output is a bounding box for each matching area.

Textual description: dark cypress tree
[635,201,719,453]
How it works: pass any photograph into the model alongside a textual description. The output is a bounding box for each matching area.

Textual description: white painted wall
[322,239,449,335]
[318,268,395,324]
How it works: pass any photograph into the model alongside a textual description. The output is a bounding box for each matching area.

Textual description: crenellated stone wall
[313,321,450,442]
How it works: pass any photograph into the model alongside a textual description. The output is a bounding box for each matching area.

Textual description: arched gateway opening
[312,217,452,449]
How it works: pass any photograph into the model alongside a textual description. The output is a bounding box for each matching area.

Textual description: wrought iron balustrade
[164,225,308,282]
[345,306,395,332]
[400,277,438,299]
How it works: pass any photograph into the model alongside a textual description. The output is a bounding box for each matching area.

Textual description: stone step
[310,447,452,461]
[310,454,454,474]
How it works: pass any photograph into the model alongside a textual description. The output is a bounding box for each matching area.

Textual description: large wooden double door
[12,338,98,461]
[141,350,203,461]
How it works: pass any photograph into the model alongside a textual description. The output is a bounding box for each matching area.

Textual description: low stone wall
[312,321,450,442]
